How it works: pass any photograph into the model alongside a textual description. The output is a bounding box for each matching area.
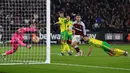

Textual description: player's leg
[60,31,66,56]
[67,34,73,53]
[107,51,114,56]
[2,42,19,56]
[64,42,72,55]
[71,35,83,56]
[61,40,65,55]
[65,31,72,55]
[71,41,79,53]
[113,48,128,56]
[67,34,72,45]
[102,41,115,56]
[101,42,128,56]
[61,30,72,56]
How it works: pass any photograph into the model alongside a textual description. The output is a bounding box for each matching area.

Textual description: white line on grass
[51,63,130,71]
[0,61,130,71]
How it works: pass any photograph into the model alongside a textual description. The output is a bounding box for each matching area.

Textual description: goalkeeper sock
[114,48,125,56]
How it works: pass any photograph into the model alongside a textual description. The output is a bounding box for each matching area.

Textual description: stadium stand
[0,0,129,39]
[51,0,130,33]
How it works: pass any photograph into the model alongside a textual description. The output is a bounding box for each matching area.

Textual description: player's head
[76,14,81,22]
[66,15,70,20]
[59,11,64,17]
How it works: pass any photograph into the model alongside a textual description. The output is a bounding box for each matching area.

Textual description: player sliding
[1,27,37,57]
[70,14,86,56]
[83,37,128,56]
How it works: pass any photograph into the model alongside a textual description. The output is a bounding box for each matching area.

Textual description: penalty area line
[51,63,130,71]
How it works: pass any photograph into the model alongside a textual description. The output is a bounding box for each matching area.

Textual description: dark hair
[59,11,64,14]
[76,14,81,16]
[66,15,70,17]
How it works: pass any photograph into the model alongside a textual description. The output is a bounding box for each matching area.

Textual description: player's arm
[54,21,61,25]
[82,22,86,36]
[18,40,26,47]
[24,27,37,32]
[24,27,39,38]
[69,21,76,29]
[67,21,73,30]
[69,21,76,34]
[54,17,62,25]
[17,38,31,48]
[86,46,93,56]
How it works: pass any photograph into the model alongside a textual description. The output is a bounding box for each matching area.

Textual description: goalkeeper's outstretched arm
[17,39,31,49]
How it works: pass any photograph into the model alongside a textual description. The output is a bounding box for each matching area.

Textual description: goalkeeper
[1,26,38,57]
[55,11,72,56]
[83,37,128,57]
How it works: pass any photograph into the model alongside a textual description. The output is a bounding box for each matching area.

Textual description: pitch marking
[51,63,130,71]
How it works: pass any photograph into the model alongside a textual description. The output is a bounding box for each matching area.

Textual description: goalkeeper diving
[83,37,128,57]
[1,25,39,57]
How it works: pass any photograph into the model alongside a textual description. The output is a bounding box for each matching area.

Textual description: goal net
[0,0,50,64]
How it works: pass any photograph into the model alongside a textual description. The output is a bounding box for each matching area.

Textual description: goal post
[45,0,51,64]
[0,0,50,64]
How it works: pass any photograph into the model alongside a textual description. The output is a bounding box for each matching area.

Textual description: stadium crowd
[0,0,129,41]
[0,0,46,41]
[51,0,130,33]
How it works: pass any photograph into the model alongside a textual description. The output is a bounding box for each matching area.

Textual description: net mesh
[0,0,47,64]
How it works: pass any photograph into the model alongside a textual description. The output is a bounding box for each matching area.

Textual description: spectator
[52,0,129,32]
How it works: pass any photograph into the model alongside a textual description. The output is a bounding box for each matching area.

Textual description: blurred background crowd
[0,0,129,41]
[0,0,46,41]
[51,0,130,33]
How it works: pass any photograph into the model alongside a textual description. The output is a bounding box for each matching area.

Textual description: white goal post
[0,0,50,65]
[45,0,51,64]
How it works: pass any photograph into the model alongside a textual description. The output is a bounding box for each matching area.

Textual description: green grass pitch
[0,44,130,73]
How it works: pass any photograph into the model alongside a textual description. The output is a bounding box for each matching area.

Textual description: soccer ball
[32,36,40,43]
